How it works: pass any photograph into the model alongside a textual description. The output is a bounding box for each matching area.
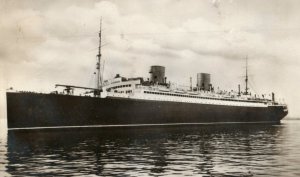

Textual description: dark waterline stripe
[8,121,279,131]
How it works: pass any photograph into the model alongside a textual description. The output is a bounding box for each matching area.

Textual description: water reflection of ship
[7,124,282,176]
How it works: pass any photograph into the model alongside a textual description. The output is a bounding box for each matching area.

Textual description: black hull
[6,92,288,129]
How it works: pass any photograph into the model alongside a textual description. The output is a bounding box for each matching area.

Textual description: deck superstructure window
[110,84,132,90]
[143,90,263,104]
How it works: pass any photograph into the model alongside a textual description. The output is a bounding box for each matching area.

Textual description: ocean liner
[6,23,288,130]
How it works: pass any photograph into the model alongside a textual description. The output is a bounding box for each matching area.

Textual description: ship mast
[245,56,249,95]
[96,18,103,90]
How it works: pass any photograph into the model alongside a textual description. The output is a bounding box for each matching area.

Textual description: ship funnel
[149,65,166,84]
[197,73,211,91]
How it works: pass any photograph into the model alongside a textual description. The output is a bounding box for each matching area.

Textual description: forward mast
[96,18,103,91]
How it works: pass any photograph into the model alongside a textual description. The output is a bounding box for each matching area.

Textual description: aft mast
[245,56,249,95]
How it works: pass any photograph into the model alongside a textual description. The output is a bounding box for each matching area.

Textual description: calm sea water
[0,119,300,176]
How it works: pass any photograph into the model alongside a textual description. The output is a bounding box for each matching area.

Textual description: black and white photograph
[0,0,299,176]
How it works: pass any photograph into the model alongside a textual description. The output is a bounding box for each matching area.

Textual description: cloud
[0,9,45,63]
[1,0,300,117]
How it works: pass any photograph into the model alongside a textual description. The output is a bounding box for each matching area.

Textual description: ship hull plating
[6,93,288,129]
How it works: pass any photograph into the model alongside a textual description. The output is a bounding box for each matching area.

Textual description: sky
[0,0,300,118]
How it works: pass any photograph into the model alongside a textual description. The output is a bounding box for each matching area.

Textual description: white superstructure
[101,76,281,108]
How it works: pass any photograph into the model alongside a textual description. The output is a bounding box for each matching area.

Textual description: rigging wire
[87,57,98,89]
[248,78,258,95]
